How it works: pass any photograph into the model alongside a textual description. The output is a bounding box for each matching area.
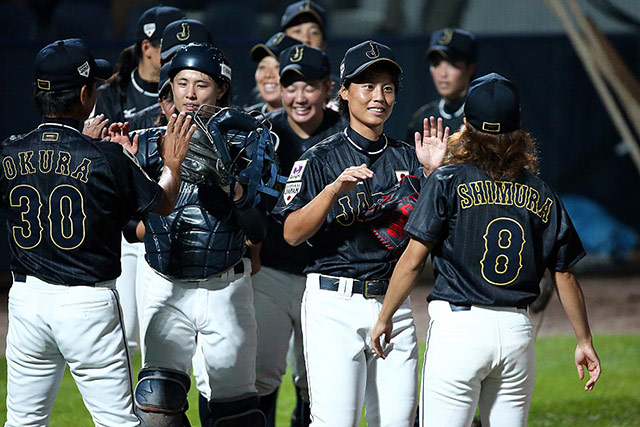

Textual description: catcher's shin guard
[209,394,266,427]
[134,368,191,427]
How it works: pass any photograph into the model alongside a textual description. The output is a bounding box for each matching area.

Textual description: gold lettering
[538,197,553,223]
[513,183,527,208]
[2,156,17,180]
[457,183,474,209]
[70,158,91,183]
[526,187,540,214]
[469,181,487,205]
[494,181,513,205]
[39,150,54,173]
[18,151,36,175]
[55,151,71,176]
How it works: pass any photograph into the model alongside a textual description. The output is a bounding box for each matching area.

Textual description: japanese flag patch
[395,170,409,182]
[283,182,302,205]
[289,160,307,182]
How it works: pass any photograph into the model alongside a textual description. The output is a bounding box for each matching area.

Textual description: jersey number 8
[480,217,525,286]
[10,184,86,250]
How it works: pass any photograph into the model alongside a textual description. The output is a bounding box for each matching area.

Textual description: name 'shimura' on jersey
[0,118,162,285]
[405,163,585,307]
[406,96,466,143]
[273,127,420,280]
[261,108,346,274]
[94,68,158,123]
[135,127,259,280]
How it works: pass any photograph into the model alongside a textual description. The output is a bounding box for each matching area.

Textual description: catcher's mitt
[181,106,286,208]
[361,175,420,253]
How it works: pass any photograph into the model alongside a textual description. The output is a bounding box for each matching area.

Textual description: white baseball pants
[5,275,138,427]
[421,300,536,427]
[302,273,419,427]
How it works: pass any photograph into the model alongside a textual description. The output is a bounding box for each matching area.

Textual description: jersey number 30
[9,184,86,250]
[480,217,525,286]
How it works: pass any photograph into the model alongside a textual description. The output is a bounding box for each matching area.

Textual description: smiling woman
[271,40,448,426]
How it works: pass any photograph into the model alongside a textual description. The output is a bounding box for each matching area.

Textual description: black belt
[449,302,528,312]
[319,275,388,298]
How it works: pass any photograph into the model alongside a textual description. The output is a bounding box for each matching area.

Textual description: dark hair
[104,39,159,95]
[33,83,94,116]
[336,62,401,121]
[217,82,232,108]
[446,124,538,180]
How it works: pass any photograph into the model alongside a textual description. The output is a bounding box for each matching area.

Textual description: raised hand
[108,122,139,156]
[160,112,196,171]
[415,116,449,176]
[82,114,109,139]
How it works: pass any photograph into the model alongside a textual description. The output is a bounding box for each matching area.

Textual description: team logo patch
[143,23,156,38]
[77,61,90,78]
[272,32,285,45]
[283,182,302,205]
[220,63,232,81]
[395,170,409,182]
[365,42,380,59]
[176,22,190,41]
[439,28,454,46]
[42,132,59,142]
[289,160,308,181]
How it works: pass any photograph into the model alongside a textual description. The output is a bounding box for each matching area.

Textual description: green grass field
[1,335,639,426]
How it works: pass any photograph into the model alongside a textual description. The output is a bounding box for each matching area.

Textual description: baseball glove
[181,107,286,207]
[361,174,420,253]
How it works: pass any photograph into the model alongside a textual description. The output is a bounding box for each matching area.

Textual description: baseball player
[371,73,601,426]
[272,40,444,426]
[251,44,347,427]
[129,18,213,130]
[133,43,267,426]
[406,28,477,142]
[1,38,193,426]
[246,32,300,115]
[280,0,327,50]
[90,4,184,357]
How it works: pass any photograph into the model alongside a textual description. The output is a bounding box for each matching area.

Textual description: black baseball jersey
[406,97,465,142]
[273,127,421,280]
[128,103,163,131]
[0,118,162,285]
[261,108,346,274]
[405,163,585,307]
[94,69,158,123]
[137,127,263,280]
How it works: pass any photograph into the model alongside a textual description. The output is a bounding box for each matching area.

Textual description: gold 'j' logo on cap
[290,45,304,62]
[301,0,311,11]
[439,28,454,46]
[482,122,501,133]
[176,22,190,41]
[365,42,379,59]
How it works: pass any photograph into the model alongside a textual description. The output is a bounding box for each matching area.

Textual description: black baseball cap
[136,5,184,43]
[339,40,402,82]
[279,44,330,86]
[427,28,478,63]
[250,32,300,63]
[168,43,232,86]
[35,38,112,92]
[161,19,212,61]
[280,0,326,31]
[464,73,520,134]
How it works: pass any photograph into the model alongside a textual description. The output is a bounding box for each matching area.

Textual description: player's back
[0,121,161,285]
[412,163,584,307]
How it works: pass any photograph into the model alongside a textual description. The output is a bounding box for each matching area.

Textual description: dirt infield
[0,272,638,355]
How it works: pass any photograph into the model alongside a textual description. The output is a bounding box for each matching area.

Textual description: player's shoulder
[266,108,287,127]
[412,99,440,117]
[305,130,344,155]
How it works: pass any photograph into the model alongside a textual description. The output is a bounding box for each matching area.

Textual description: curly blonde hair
[445,124,538,180]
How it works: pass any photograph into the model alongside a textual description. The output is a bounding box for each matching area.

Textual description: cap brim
[161,44,183,61]
[250,44,276,62]
[282,10,324,30]
[427,47,468,63]
[344,58,403,80]
[94,59,112,80]
[280,64,325,86]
